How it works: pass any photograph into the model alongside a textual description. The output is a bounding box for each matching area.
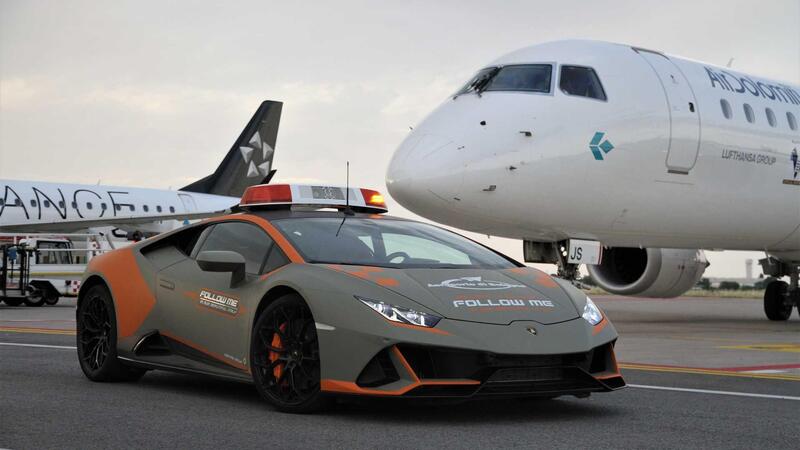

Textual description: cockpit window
[559,66,607,101]
[483,64,552,93]
[455,64,552,96]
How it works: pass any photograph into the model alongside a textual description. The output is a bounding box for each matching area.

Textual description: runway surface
[1,296,798,449]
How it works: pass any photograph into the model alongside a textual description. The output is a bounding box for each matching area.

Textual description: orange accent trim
[389,321,452,336]
[259,264,290,281]
[376,277,399,287]
[88,248,156,339]
[391,346,420,383]
[320,345,480,396]
[160,330,250,374]
[592,317,609,335]
[593,343,621,380]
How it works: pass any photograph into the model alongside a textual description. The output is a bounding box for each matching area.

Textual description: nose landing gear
[760,257,799,321]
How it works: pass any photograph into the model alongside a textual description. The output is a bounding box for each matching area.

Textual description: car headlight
[582,297,603,326]
[356,296,441,328]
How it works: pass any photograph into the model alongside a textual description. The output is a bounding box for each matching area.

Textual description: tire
[2,297,24,306]
[23,287,46,307]
[764,280,791,321]
[76,284,146,382]
[44,290,60,305]
[250,294,328,413]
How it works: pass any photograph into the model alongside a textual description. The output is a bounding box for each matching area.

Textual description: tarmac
[1,295,798,449]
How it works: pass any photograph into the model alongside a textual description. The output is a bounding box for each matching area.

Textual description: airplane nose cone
[386,132,463,215]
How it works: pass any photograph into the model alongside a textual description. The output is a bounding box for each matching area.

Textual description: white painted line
[629,384,800,401]
[0,342,76,350]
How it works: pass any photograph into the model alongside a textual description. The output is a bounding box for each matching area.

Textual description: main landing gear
[760,257,799,321]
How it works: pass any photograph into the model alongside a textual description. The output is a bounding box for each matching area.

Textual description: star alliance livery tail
[181,100,283,198]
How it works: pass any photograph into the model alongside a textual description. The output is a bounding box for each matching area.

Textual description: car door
[155,220,285,371]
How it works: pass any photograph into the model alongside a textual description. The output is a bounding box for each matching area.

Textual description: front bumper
[321,341,625,398]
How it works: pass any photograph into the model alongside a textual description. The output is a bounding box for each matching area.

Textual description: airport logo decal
[589,132,614,160]
[239,130,273,178]
[428,277,524,290]
[198,289,240,315]
[452,298,555,308]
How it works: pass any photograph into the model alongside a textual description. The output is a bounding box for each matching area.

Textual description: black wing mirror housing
[196,250,246,287]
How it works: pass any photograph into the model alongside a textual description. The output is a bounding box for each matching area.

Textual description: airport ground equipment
[0,233,112,306]
[77,183,624,413]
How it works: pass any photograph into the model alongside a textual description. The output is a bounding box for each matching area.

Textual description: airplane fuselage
[0,179,238,233]
[387,40,800,262]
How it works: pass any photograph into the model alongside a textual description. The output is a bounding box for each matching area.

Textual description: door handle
[159,278,175,290]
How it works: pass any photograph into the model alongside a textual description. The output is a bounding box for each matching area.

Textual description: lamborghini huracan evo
[77,184,624,412]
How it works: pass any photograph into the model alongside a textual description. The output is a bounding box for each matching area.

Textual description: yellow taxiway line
[0,326,75,336]
[620,363,800,382]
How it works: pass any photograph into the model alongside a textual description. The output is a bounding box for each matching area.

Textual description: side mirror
[196,250,246,287]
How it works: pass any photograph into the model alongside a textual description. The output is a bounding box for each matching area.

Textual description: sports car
[77,184,625,412]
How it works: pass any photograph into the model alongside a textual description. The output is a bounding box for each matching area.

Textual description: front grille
[478,367,603,396]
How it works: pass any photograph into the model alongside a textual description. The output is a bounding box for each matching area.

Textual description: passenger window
[560,66,607,100]
[743,104,755,123]
[71,201,77,209]
[86,202,93,210]
[766,108,777,127]
[30,199,37,207]
[143,205,149,212]
[720,99,732,119]
[169,206,175,213]
[195,222,274,275]
[788,112,798,131]
[263,245,290,274]
[157,205,163,212]
[483,64,552,93]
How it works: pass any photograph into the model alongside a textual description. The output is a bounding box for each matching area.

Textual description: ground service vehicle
[77,184,624,412]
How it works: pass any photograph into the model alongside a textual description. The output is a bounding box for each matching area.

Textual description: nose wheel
[760,258,800,321]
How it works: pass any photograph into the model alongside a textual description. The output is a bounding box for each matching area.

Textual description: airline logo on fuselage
[705,67,800,106]
[589,132,614,160]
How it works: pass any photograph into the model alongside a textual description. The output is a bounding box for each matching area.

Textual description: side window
[195,222,274,275]
[720,99,732,119]
[787,112,797,131]
[559,66,607,100]
[262,245,290,274]
[743,104,755,123]
[766,108,777,127]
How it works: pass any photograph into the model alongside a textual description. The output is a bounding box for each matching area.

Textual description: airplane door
[178,193,197,212]
[636,49,701,174]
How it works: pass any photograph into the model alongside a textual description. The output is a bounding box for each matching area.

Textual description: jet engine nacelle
[587,248,709,298]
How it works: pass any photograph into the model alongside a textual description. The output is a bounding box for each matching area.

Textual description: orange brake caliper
[269,323,287,380]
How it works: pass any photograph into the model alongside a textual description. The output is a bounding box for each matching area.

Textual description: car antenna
[336,161,354,236]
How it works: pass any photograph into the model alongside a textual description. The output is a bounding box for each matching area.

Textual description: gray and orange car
[77,184,624,412]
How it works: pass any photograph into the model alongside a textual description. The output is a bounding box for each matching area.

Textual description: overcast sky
[1,0,798,278]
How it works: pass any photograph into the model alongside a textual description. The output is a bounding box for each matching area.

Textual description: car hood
[327,265,581,325]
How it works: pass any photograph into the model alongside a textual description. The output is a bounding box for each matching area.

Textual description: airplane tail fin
[181,100,282,198]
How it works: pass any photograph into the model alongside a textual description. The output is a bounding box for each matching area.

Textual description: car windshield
[272,218,517,269]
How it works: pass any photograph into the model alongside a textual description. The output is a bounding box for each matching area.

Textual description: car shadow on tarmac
[136,371,622,422]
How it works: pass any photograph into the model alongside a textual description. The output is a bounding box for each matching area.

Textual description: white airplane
[0,101,283,238]
[386,40,800,321]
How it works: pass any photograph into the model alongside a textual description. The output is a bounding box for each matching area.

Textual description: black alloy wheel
[764,280,792,321]
[76,284,145,381]
[251,294,327,413]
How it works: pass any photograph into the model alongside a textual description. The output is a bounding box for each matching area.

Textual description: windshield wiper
[473,67,501,96]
